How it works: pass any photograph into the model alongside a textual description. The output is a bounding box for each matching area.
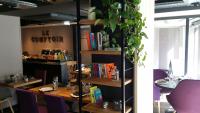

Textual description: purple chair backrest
[153,69,168,100]
[153,69,168,81]
[16,89,39,113]
[44,94,67,113]
[167,79,200,113]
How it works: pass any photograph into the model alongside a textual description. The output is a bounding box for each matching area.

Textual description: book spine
[90,33,96,50]
[98,64,102,78]
[86,32,91,50]
[97,32,103,50]
[103,64,107,78]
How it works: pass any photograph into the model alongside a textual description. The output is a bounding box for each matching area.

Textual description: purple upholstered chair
[44,94,70,113]
[153,69,171,113]
[16,89,47,113]
[166,79,200,113]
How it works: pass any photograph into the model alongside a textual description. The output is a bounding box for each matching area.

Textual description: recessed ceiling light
[0,3,3,6]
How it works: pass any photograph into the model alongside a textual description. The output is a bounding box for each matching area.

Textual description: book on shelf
[89,86,103,105]
[105,63,115,79]
[90,33,96,50]
[94,88,103,105]
[97,32,103,50]
[90,63,116,79]
[90,86,97,103]
[86,32,91,50]
[84,31,109,51]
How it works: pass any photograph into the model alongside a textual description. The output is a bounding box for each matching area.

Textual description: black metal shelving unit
[76,0,134,113]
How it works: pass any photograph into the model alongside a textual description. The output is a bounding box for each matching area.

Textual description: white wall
[0,15,22,107]
[134,0,154,113]
[0,15,22,81]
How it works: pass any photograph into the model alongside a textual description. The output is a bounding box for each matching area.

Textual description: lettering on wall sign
[31,30,64,43]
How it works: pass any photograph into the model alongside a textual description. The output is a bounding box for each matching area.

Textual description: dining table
[29,84,90,103]
[155,78,181,89]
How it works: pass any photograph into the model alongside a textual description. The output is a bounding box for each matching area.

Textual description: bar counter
[23,59,68,85]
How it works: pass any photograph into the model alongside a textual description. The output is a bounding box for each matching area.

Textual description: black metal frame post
[120,0,125,113]
[76,0,82,113]
[184,18,189,75]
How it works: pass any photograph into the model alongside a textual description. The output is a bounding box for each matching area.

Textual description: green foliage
[96,0,147,64]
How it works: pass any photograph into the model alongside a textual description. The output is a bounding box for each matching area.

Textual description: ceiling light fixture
[0,3,3,6]
[155,9,200,19]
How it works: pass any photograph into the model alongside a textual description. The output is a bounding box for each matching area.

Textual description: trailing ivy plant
[95,0,147,64]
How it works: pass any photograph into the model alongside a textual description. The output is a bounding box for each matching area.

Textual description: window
[187,18,200,78]
[155,19,186,76]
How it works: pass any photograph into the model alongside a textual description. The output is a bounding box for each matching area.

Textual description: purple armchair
[16,89,47,113]
[167,79,200,113]
[153,69,171,113]
[153,69,169,100]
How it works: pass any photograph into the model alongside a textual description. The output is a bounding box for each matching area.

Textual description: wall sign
[31,30,63,43]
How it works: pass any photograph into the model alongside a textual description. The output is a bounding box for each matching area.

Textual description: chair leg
[157,101,161,113]
[7,99,14,113]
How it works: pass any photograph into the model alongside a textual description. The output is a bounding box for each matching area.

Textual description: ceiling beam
[155,5,200,13]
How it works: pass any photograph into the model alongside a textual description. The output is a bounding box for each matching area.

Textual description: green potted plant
[95,0,147,64]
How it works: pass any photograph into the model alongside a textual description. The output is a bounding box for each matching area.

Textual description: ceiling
[0,0,200,26]
[0,0,89,26]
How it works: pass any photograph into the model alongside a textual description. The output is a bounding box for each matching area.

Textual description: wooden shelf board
[80,50,121,55]
[71,71,90,75]
[82,103,132,113]
[82,78,132,87]
[79,19,103,25]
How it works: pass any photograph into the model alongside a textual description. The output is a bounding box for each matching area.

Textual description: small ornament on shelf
[88,7,96,20]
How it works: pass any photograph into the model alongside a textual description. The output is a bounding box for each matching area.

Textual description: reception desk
[23,59,68,85]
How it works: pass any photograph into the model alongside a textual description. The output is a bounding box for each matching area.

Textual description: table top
[155,79,180,89]
[0,78,42,88]
[29,84,90,103]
